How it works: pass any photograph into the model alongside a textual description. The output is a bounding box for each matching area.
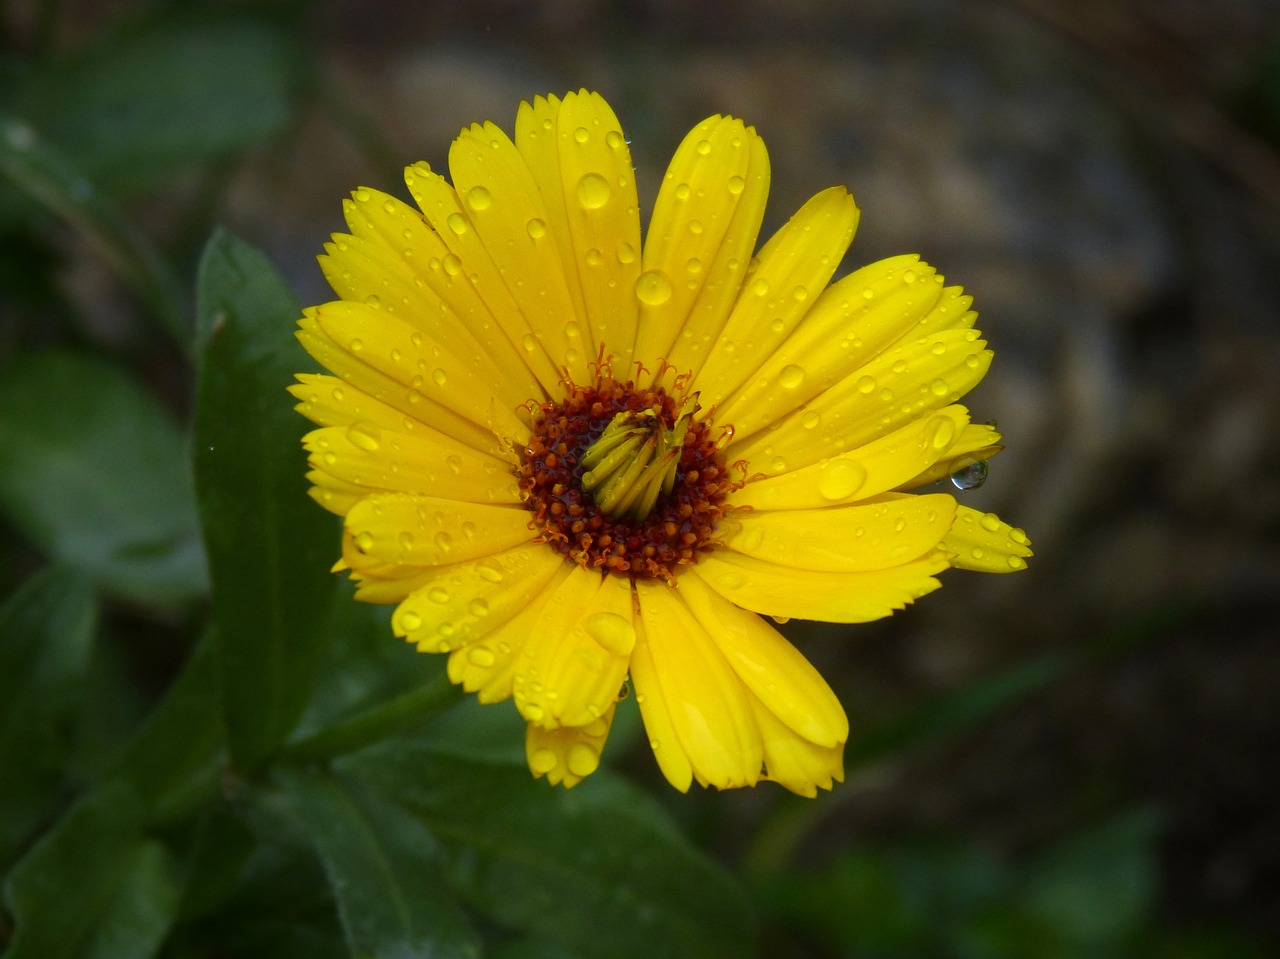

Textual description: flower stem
[280,673,462,765]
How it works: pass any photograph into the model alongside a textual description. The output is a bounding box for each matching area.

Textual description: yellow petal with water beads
[752,703,845,798]
[525,704,616,789]
[941,505,1034,572]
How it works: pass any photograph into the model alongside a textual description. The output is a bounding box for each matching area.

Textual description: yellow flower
[290,90,1031,796]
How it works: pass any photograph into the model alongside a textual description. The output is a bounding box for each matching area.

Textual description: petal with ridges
[389,542,564,653]
[345,492,533,571]
[303,425,520,506]
[304,468,365,516]
[297,312,504,453]
[446,583,565,703]
[715,256,950,443]
[630,610,694,792]
[898,423,1003,489]
[526,706,615,788]
[942,505,1033,572]
[729,327,990,473]
[515,567,632,729]
[552,91,643,369]
[752,703,845,797]
[634,579,763,789]
[731,405,971,510]
[692,549,948,623]
[691,187,859,407]
[675,572,847,747]
[635,116,769,377]
[403,160,569,394]
[722,492,957,572]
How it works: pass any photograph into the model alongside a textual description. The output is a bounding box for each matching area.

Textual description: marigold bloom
[291,90,1031,796]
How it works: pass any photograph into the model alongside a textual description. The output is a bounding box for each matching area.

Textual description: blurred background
[2,0,1279,956]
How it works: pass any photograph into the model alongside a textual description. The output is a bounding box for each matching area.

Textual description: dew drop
[736,526,765,551]
[468,645,495,667]
[931,341,947,356]
[346,421,381,451]
[476,559,505,583]
[818,459,867,500]
[980,512,1002,532]
[567,742,600,777]
[529,747,557,773]
[856,375,876,394]
[466,186,492,211]
[771,455,787,472]
[584,611,636,655]
[970,546,985,560]
[398,531,415,552]
[350,338,364,352]
[524,703,546,723]
[428,586,450,604]
[576,172,611,209]
[688,219,704,235]
[752,278,770,297]
[398,611,423,632]
[930,378,949,397]
[432,368,448,387]
[616,241,636,264]
[950,459,989,490]
[434,531,454,552]
[904,268,918,284]
[1009,528,1029,546]
[526,217,547,239]
[891,359,908,375]
[717,570,746,590]
[674,182,691,200]
[779,364,805,390]
[521,332,537,352]
[442,253,462,276]
[469,598,490,617]
[446,212,469,235]
[727,174,745,195]
[925,415,956,450]
[635,269,673,306]
[573,126,589,143]
[605,129,625,149]
[802,410,821,430]
[585,248,603,267]
[354,531,375,552]
[1007,555,1028,570]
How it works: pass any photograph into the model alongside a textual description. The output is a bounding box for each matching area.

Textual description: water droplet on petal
[930,378,949,397]
[695,138,712,155]
[717,570,746,590]
[616,241,636,264]
[727,175,745,194]
[778,364,805,390]
[434,531,453,552]
[526,217,547,239]
[573,126,589,143]
[605,130,625,149]
[950,459,989,490]
[856,375,876,394]
[468,645,495,667]
[818,459,866,500]
[354,531,375,552]
[521,332,537,352]
[567,742,600,777]
[584,611,636,655]
[432,368,447,387]
[346,421,382,451]
[635,269,673,306]
[465,186,491,210]
[925,415,956,450]
[476,559,504,583]
[468,598,490,617]
[428,586,450,604]
[398,610,423,632]
[446,212,469,235]
[576,172,611,209]
[1007,555,1027,570]
[979,512,1002,532]
[802,410,821,430]
[529,747,557,773]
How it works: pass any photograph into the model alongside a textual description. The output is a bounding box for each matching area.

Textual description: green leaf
[4,13,300,201]
[0,352,208,604]
[277,766,481,959]
[193,229,339,772]
[2,783,179,959]
[0,566,96,869]
[110,632,224,823]
[339,742,757,959]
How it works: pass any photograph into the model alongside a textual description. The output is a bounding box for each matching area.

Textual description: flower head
[291,90,1031,796]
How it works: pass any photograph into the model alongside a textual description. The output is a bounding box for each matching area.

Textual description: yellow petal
[721,492,957,572]
[447,583,566,703]
[303,468,365,516]
[633,579,763,789]
[303,425,520,505]
[731,405,972,510]
[941,505,1033,573]
[691,549,948,623]
[548,91,643,370]
[307,300,529,443]
[333,188,545,406]
[291,374,411,432]
[514,566,633,729]
[634,116,769,377]
[525,706,616,788]
[389,542,564,653]
[345,492,533,571]
[629,609,694,792]
[403,159,568,394]
[297,311,508,454]
[691,186,859,407]
[675,572,847,748]
[729,327,990,473]
[752,703,845,798]
[715,256,960,444]
[896,423,1002,489]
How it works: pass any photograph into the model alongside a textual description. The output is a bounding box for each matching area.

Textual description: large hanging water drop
[950,459,989,491]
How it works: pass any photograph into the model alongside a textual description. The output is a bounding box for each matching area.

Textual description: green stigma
[580,397,696,521]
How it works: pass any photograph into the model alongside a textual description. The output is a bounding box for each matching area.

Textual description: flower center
[518,368,739,581]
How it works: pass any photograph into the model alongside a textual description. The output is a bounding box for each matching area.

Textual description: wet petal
[752,704,845,798]
[691,549,948,623]
[634,579,763,789]
[629,608,694,792]
[514,566,633,729]
[389,542,563,653]
[634,116,769,377]
[942,505,1033,573]
[345,492,533,571]
[676,572,847,748]
[896,422,1003,489]
[731,406,972,509]
[525,705,615,788]
[722,492,957,572]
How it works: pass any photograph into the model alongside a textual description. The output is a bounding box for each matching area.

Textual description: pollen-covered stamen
[518,369,741,582]
[581,398,694,521]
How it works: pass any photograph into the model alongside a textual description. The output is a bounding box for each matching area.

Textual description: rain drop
[930,378,949,397]
[727,175,745,195]
[635,269,673,306]
[616,241,636,263]
[434,531,454,552]
[576,172,611,209]
[398,611,423,632]
[584,611,636,655]
[573,126,589,143]
[476,559,505,583]
[529,747,557,773]
[346,421,381,451]
[354,531,375,552]
[466,186,492,211]
[446,212,469,235]
[925,415,956,450]
[980,512,1002,532]
[567,743,600,777]
[802,411,821,430]
[432,368,448,387]
[469,598,490,617]
[818,459,867,500]
[779,364,805,390]
[950,459,989,490]
[605,130,625,149]
[468,645,495,667]
[428,586,450,604]
[856,375,876,394]
[526,217,547,239]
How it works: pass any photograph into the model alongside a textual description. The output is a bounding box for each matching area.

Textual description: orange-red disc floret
[518,371,739,582]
